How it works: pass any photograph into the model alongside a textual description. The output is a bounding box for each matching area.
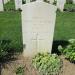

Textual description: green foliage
[32,52,62,75]
[58,39,75,63]
[58,45,63,53]
[16,66,25,75]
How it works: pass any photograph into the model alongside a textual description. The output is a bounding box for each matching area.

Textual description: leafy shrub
[58,39,75,63]
[16,66,25,75]
[32,52,62,75]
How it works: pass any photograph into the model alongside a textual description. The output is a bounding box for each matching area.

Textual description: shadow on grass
[0,39,21,75]
[0,57,18,75]
[52,40,69,55]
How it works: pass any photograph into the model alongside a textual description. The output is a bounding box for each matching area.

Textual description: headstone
[57,0,66,12]
[22,1,57,57]
[0,0,4,11]
[15,0,22,10]
[73,0,75,4]
[36,0,43,2]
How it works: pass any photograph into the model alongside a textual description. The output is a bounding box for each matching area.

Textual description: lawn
[64,4,75,10]
[54,11,75,40]
[0,11,75,52]
[0,2,75,75]
[0,11,23,52]
[0,2,75,52]
[54,3,75,40]
[4,0,15,10]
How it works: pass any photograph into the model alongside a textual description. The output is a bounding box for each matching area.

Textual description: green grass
[4,0,15,10]
[54,11,75,40]
[0,11,75,52]
[0,3,75,52]
[64,4,75,9]
[0,11,23,52]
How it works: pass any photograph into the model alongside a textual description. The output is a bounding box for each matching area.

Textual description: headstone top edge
[36,0,43,2]
[22,1,57,11]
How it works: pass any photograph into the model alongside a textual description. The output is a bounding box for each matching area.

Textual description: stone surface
[73,0,75,4]
[37,0,44,2]
[15,0,22,10]
[0,0,4,11]
[57,0,66,12]
[22,1,57,56]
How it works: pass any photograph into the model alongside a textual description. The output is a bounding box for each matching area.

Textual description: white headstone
[37,0,43,2]
[73,0,75,4]
[22,1,57,57]
[15,0,22,10]
[57,0,66,12]
[0,0,4,11]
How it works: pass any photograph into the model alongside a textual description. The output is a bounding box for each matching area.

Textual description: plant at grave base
[58,45,63,54]
[16,66,25,75]
[32,52,62,75]
[58,39,75,63]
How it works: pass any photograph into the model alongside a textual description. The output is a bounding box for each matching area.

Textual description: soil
[1,54,75,75]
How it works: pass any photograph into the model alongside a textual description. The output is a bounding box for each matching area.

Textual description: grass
[64,4,75,9]
[54,11,75,40]
[55,3,75,41]
[0,11,75,52]
[0,11,23,52]
[4,0,15,10]
[0,2,75,52]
